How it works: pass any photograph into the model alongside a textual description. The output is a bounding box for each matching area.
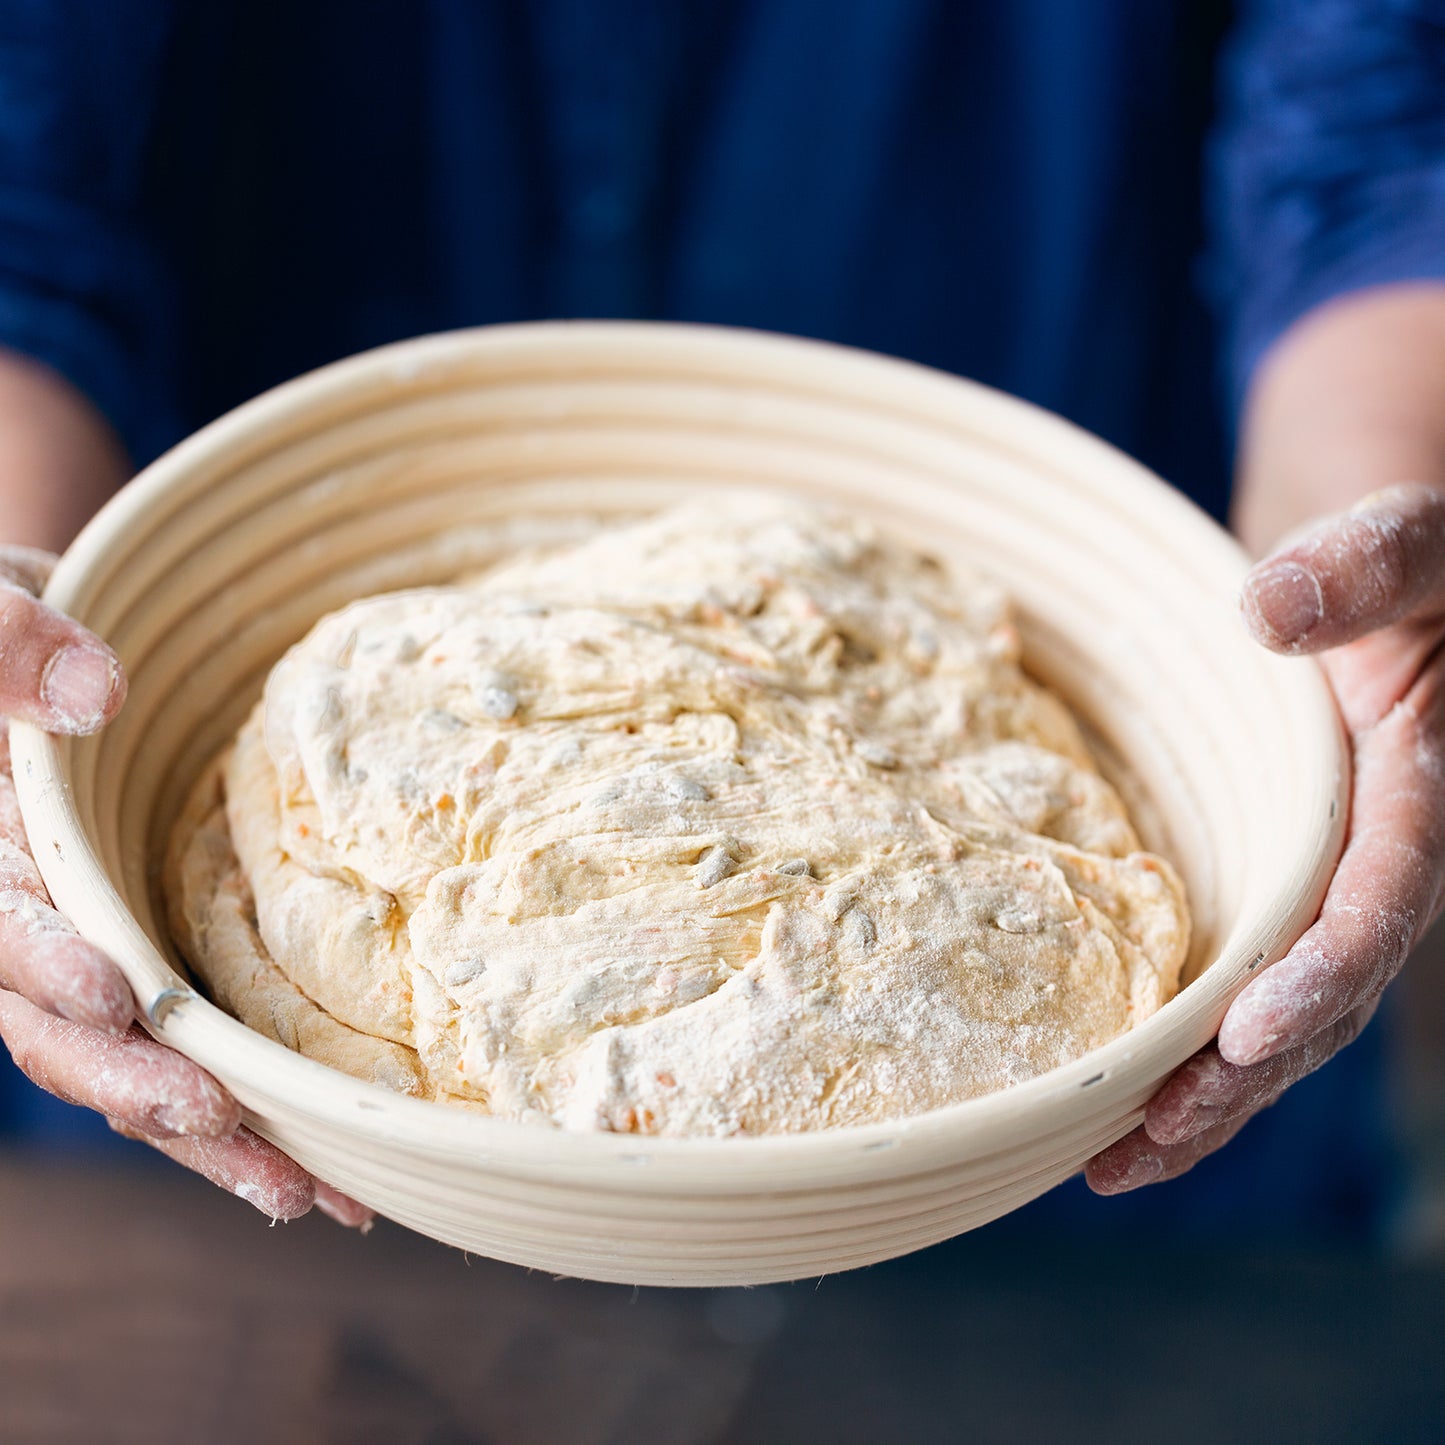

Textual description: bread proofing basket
[12,323,1347,1286]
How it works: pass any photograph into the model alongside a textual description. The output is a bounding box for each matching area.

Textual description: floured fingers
[1,766,134,1033]
[0,912,134,1033]
[1218,653,1445,1067]
[108,1122,375,1228]
[1086,997,1379,1194]
[1241,482,1445,655]
[1085,1113,1253,1195]
[0,989,240,1139]
[110,1120,317,1221]
[1145,998,1380,1148]
[0,582,126,734]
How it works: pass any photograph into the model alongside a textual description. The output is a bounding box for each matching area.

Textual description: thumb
[0,584,126,736]
[1240,482,1445,654]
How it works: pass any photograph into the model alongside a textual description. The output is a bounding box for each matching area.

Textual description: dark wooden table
[2,1152,1443,1444]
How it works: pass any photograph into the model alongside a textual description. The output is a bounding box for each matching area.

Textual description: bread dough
[166,500,1189,1135]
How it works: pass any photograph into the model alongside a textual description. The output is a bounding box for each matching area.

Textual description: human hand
[1088,482,1445,1192]
[0,546,371,1226]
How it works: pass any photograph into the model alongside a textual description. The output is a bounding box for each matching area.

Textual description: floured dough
[166,499,1189,1135]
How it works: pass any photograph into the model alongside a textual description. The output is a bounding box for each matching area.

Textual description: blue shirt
[1,0,1438,1235]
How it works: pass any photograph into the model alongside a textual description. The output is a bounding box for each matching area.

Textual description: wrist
[1233,282,1445,556]
[0,349,130,553]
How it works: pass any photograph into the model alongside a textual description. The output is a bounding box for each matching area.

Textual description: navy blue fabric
[1206,0,1445,416]
[3,0,1442,1233]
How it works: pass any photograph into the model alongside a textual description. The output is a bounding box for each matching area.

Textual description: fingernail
[1218,997,1288,1066]
[1115,1151,1165,1191]
[1159,1102,1222,1146]
[1220,1031,1281,1069]
[157,1087,242,1141]
[1348,484,1420,516]
[314,1182,376,1230]
[40,644,121,732]
[1091,1148,1166,1195]
[235,1175,314,1222]
[28,935,137,1035]
[56,996,132,1036]
[1242,561,1323,648]
[232,1180,283,1221]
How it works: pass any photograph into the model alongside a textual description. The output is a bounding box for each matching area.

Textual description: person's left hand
[1087,480,1445,1193]
[0,546,374,1227]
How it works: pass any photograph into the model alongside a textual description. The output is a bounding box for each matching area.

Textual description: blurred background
[2,925,1441,1443]
[2,1009,1444,1445]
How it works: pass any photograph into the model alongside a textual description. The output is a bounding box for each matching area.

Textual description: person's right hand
[0,546,371,1226]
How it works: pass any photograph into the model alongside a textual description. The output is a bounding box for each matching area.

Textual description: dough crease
[165,500,1189,1135]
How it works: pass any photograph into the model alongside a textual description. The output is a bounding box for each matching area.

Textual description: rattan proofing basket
[12,322,1347,1286]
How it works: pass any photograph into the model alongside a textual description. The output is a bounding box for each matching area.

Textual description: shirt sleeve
[1205,0,1445,423]
[0,2,181,464]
